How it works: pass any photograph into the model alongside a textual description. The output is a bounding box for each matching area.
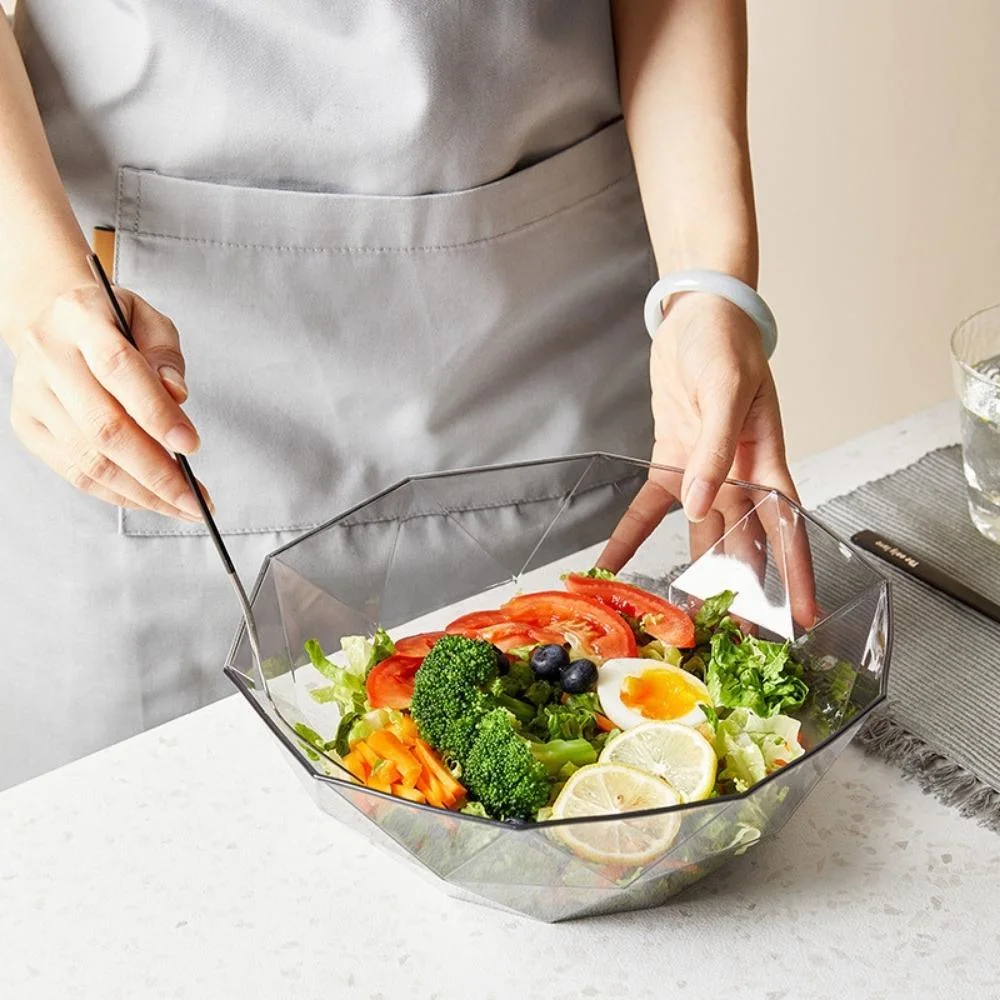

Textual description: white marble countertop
[3,401,999,1000]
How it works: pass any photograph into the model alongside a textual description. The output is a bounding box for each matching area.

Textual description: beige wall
[750,0,1000,458]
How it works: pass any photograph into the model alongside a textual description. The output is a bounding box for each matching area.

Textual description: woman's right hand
[9,283,211,521]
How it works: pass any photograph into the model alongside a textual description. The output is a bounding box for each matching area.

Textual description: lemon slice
[599,721,717,802]
[549,763,682,866]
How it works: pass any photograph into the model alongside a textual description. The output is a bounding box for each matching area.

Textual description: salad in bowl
[292,571,840,865]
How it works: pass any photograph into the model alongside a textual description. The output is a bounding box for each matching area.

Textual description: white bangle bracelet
[643,269,778,359]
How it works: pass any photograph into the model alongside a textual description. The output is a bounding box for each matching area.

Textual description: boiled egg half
[597,658,712,730]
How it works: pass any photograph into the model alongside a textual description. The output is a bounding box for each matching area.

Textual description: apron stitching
[135,171,143,235]
[114,169,124,276]
[125,173,633,255]
[118,476,634,537]
[124,522,327,538]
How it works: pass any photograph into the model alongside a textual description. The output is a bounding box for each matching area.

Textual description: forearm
[0,15,91,351]
[612,0,757,286]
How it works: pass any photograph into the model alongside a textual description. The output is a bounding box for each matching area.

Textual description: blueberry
[529,643,569,681]
[560,658,598,694]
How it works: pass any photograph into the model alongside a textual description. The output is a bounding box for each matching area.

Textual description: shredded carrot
[367,729,422,786]
[349,718,467,810]
[595,714,617,733]
[370,758,401,785]
[415,770,447,808]
[412,739,465,802]
[342,750,369,783]
[392,785,426,804]
[391,715,420,745]
[354,740,380,769]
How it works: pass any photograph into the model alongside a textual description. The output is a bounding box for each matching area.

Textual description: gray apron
[1,0,654,788]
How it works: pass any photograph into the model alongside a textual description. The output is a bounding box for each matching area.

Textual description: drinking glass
[952,306,1000,543]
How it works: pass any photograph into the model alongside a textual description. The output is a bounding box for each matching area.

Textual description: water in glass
[958,353,1000,542]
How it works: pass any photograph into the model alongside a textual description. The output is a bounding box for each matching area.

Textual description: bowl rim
[225,452,896,668]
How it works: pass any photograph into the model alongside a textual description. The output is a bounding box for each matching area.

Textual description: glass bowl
[225,454,891,922]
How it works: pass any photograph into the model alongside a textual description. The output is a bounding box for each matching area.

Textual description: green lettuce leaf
[332,711,362,756]
[305,638,368,715]
[337,635,371,677]
[714,707,804,792]
[705,625,808,717]
[306,637,349,679]
[529,692,603,743]
[504,644,535,666]
[460,800,490,818]
[293,721,324,747]
[293,722,326,761]
[693,590,737,644]
[801,656,858,739]
[638,639,684,665]
[330,629,396,680]
[563,567,617,580]
[369,628,396,670]
[699,701,720,733]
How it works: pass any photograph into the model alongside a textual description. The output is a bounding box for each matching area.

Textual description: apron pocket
[113,118,654,538]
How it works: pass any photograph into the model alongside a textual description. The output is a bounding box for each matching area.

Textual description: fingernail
[165,423,199,455]
[158,366,188,399]
[683,478,715,523]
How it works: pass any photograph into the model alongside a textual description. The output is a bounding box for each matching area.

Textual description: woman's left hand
[600,292,817,626]
[650,291,795,531]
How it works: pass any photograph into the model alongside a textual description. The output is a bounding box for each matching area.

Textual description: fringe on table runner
[858,707,1000,833]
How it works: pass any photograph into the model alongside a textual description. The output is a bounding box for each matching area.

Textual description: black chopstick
[86,253,265,679]
[851,528,1000,627]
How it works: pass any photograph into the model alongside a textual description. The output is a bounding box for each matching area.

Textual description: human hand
[9,283,211,520]
[600,292,817,626]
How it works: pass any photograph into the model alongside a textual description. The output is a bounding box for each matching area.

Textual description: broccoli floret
[463,710,551,820]
[463,710,598,820]
[409,634,500,759]
[491,656,535,697]
[441,702,489,762]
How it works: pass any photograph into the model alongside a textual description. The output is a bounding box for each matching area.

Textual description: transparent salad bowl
[225,454,891,922]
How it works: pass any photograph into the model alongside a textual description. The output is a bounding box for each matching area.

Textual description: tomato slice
[446,612,562,651]
[500,591,637,660]
[478,622,565,652]
[393,631,446,658]
[365,654,422,710]
[563,574,696,648]
[446,611,508,633]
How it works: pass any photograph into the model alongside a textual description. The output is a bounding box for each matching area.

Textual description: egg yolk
[621,668,700,721]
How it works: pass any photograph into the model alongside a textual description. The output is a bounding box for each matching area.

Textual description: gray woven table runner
[814,445,1000,831]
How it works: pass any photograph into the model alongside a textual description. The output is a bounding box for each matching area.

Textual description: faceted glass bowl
[225,454,891,922]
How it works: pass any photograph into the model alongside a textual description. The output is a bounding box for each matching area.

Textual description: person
[0,0,798,789]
